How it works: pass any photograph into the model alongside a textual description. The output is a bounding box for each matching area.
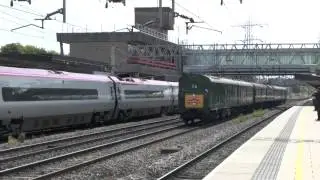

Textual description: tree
[23,45,47,54]
[46,50,59,55]
[0,43,24,54]
[0,43,59,55]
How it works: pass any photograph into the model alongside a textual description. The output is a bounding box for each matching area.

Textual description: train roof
[117,77,176,86]
[249,83,288,90]
[204,75,254,87]
[0,65,113,82]
[0,66,179,85]
[271,85,288,90]
[250,82,267,88]
[168,82,179,86]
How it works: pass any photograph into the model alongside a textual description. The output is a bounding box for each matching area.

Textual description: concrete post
[59,42,64,55]
[178,46,183,73]
[159,0,162,30]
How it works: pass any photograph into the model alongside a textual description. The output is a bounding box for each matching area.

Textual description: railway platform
[203,105,320,180]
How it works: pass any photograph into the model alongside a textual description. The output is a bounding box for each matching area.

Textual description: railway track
[0,100,309,179]
[157,101,308,180]
[0,117,182,163]
[0,117,205,179]
[0,116,180,154]
[0,115,182,143]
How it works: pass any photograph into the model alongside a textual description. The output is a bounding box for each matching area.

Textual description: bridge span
[128,43,320,75]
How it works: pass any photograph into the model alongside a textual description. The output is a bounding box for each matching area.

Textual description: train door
[107,76,120,120]
[253,85,256,104]
[170,85,174,107]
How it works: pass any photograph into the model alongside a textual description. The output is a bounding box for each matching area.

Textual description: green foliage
[46,50,59,55]
[233,113,247,123]
[23,45,47,54]
[233,109,264,123]
[252,109,264,117]
[0,43,58,55]
[0,43,24,54]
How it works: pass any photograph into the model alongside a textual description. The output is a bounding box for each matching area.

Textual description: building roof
[0,54,109,74]
[56,32,177,45]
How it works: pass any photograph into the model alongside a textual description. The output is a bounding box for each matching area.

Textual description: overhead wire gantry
[10,0,66,31]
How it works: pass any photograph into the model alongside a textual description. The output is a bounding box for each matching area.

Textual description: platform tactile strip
[251,107,302,180]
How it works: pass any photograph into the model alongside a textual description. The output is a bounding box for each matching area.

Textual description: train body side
[0,66,179,135]
[178,73,254,123]
[0,72,116,132]
[116,78,174,120]
[179,73,288,125]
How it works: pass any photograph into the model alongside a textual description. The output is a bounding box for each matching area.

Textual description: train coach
[0,66,178,136]
[178,73,288,125]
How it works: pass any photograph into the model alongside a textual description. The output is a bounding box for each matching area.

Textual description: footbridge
[128,43,320,75]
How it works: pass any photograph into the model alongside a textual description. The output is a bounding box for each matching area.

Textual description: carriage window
[124,90,164,99]
[2,87,98,101]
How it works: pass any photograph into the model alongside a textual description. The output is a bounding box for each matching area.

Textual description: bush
[0,43,58,55]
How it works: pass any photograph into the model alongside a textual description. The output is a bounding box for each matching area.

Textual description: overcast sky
[0,0,319,54]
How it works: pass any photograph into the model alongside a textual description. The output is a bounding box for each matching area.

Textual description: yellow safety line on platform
[295,107,307,180]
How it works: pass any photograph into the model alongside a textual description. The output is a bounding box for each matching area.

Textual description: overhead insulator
[106,0,126,8]
[11,0,31,7]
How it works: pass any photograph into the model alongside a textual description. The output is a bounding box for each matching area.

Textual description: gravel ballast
[0,123,184,170]
[1,127,192,178]
[1,100,306,180]
[52,106,286,180]
[178,113,276,179]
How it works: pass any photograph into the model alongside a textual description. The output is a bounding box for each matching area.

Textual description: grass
[233,109,265,123]
[233,114,247,123]
[252,109,264,117]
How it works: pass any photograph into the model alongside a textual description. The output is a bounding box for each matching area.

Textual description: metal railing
[134,23,168,41]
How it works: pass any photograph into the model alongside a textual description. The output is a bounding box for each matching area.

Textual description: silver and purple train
[0,66,178,134]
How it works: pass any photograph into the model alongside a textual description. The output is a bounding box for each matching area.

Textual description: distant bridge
[127,43,320,75]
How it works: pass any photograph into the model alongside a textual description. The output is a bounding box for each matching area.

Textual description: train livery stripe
[0,72,110,82]
[0,73,167,86]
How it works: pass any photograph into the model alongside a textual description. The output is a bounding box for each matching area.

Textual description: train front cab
[179,74,209,125]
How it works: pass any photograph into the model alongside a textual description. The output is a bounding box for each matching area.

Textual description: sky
[0,0,320,54]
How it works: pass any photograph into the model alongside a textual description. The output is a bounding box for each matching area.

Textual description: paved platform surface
[203,106,320,180]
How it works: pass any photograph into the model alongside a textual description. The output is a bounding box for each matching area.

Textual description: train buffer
[203,105,320,180]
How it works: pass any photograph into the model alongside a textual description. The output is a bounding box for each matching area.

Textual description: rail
[157,100,309,179]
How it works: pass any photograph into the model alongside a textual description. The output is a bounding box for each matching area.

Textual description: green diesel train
[178,73,288,125]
